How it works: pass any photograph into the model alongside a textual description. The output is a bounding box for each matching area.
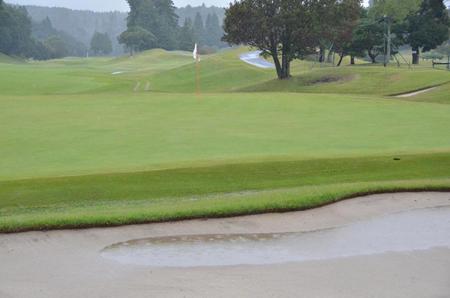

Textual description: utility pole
[383,15,392,67]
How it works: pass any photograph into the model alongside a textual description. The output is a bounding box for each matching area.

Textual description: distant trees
[350,17,385,63]
[123,0,179,51]
[120,1,225,54]
[436,40,450,67]
[223,0,361,79]
[178,18,195,51]
[118,26,156,55]
[205,13,224,48]
[193,12,206,45]
[0,1,33,57]
[90,32,113,55]
[32,17,87,58]
[405,0,449,64]
[0,1,88,60]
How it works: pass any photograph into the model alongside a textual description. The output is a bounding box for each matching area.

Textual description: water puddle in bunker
[101,206,450,268]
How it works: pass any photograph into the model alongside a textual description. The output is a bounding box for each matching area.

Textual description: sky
[7,0,371,11]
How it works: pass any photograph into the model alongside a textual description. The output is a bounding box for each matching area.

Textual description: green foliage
[436,39,450,63]
[351,17,385,63]
[90,32,113,56]
[406,0,450,64]
[178,18,195,51]
[223,0,319,79]
[32,17,87,58]
[193,12,205,44]
[370,0,421,22]
[118,26,156,54]
[205,13,224,48]
[125,0,179,50]
[0,3,33,56]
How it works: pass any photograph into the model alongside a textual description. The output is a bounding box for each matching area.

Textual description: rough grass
[1,47,449,232]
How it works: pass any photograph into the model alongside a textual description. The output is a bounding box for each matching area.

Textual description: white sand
[1,192,449,298]
[396,87,437,97]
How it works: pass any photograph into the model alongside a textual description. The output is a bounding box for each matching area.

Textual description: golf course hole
[101,206,450,268]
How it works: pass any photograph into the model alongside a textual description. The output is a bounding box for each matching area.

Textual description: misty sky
[7,0,370,11]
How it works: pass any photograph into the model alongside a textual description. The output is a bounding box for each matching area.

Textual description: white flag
[193,43,200,62]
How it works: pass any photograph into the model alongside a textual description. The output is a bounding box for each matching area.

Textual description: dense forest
[25,3,226,56]
[0,1,226,59]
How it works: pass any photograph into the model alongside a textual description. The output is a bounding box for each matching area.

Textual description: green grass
[2,92,450,180]
[0,47,449,232]
[1,152,449,233]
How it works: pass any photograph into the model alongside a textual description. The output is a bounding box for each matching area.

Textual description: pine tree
[193,12,205,45]
[124,0,179,50]
[205,13,223,47]
[179,18,195,51]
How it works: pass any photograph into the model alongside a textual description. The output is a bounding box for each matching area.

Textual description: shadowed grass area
[0,152,449,233]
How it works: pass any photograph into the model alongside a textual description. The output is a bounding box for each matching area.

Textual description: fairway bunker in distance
[101,206,450,268]
[240,51,275,69]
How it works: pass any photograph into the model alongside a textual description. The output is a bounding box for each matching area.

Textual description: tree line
[119,0,225,54]
[223,0,450,79]
[0,1,226,60]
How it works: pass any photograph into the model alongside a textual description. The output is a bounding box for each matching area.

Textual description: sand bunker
[1,192,449,298]
[102,206,450,267]
[240,51,275,69]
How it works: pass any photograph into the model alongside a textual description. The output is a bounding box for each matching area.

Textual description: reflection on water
[101,207,450,268]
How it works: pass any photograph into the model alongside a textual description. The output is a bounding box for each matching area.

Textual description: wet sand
[1,192,449,298]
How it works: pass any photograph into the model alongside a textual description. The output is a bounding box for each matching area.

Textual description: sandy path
[1,192,449,298]
[395,86,437,97]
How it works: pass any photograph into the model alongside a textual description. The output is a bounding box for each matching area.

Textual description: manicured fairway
[0,48,449,232]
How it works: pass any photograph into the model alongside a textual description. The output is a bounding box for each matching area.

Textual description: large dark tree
[406,0,449,64]
[223,0,316,79]
[351,17,385,63]
[118,26,156,55]
[0,2,33,56]
[124,0,179,50]
[329,0,362,66]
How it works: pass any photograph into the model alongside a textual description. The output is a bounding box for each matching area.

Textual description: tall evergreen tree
[178,18,195,51]
[124,0,179,50]
[193,12,205,45]
[205,13,223,47]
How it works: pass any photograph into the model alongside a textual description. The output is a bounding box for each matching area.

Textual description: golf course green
[1,47,449,232]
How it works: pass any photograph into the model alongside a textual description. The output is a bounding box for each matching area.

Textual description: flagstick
[195,54,201,96]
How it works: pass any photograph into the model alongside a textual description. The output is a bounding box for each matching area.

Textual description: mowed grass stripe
[1,178,448,233]
[1,152,449,210]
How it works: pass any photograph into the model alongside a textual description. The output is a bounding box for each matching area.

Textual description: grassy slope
[0,47,449,232]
